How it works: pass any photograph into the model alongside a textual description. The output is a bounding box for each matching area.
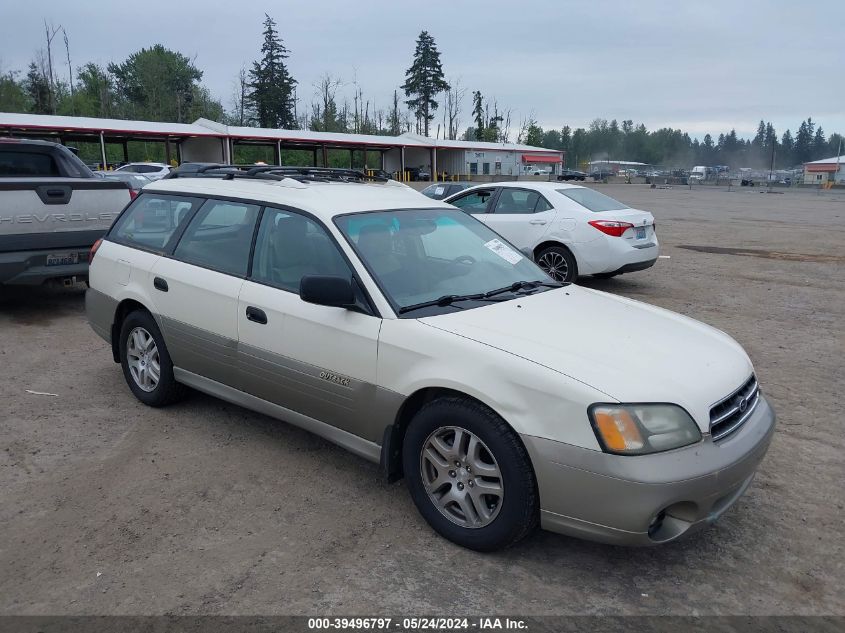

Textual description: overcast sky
[2,0,843,139]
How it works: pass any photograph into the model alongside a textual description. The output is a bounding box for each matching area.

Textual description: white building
[803,154,845,185]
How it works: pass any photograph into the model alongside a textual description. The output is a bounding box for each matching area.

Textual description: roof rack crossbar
[173,163,389,183]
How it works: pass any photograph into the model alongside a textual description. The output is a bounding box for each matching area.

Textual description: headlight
[589,404,701,455]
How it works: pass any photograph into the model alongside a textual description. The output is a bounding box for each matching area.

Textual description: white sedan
[444,182,659,282]
[115,162,172,180]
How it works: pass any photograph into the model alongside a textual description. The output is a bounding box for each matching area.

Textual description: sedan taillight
[89,238,103,264]
[588,220,634,237]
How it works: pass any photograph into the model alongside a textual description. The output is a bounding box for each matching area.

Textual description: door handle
[529,219,548,225]
[246,306,267,325]
[153,277,168,292]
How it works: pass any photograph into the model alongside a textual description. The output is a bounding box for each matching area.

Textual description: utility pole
[768,140,776,190]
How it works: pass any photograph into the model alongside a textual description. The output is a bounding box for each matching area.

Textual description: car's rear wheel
[119,310,184,407]
[403,397,539,551]
[536,245,577,283]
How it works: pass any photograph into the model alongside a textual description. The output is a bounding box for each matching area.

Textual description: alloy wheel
[126,326,160,392]
[420,426,504,528]
[538,251,569,282]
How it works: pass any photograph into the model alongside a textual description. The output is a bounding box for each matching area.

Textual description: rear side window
[173,199,260,276]
[492,189,546,214]
[557,188,627,212]
[0,150,60,176]
[110,193,202,251]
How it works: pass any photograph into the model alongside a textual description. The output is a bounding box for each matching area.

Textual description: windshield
[335,208,553,316]
[557,187,628,212]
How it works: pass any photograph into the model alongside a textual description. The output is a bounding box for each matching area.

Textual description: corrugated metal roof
[0,112,217,136]
[805,154,845,165]
[0,112,563,154]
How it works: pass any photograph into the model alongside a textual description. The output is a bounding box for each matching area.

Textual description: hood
[420,286,753,431]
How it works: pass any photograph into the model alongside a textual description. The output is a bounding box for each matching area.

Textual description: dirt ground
[1,184,843,616]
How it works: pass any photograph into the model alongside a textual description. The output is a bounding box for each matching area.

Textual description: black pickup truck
[0,139,132,285]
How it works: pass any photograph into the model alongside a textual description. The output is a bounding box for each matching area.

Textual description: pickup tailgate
[0,178,131,252]
[0,177,131,284]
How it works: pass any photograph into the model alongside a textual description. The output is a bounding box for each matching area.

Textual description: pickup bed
[0,139,132,285]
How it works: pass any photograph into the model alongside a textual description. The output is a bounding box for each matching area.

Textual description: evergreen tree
[248,14,297,129]
[402,31,449,137]
[25,62,51,114]
[472,91,484,141]
[780,129,794,166]
[794,120,812,164]
[812,126,826,160]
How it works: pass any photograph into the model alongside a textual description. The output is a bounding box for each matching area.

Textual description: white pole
[99,131,107,170]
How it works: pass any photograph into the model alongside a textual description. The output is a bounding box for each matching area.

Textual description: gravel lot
[1,184,843,616]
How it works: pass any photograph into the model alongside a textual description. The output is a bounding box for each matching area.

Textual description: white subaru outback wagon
[86,165,775,551]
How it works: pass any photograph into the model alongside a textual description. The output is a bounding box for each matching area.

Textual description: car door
[150,198,260,388]
[237,207,384,443]
[482,188,557,252]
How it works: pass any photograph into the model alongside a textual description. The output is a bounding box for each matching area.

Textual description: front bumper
[522,395,776,545]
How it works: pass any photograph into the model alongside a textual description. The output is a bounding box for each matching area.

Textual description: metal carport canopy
[0,112,220,139]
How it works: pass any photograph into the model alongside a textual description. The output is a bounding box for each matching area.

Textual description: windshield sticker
[434,186,445,195]
[483,238,523,265]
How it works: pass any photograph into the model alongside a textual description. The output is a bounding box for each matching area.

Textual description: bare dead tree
[500,108,513,143]
[443,78,466,140]
[43,20,62,114]
[62,28,74,115]
[229,66,250,126]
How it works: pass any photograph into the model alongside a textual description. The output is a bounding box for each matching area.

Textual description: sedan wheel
[537,246,577,283]
[421,426,504,528]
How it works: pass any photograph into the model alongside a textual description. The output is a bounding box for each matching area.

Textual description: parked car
[420,182,474,200]
[556,169,587,182]
[0,138,133,285]
[445,181,659,282]
[406,166,431,181]
[86,165,774,551]
[589,170,613,180]
[528,168,550,176]
[115,162,172,180]
[95,171,152,198]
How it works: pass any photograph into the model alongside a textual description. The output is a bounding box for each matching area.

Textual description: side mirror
[300,275,355,308]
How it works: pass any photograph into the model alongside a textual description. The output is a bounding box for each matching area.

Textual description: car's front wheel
[403,397,539,551]
[119,310,184,407]
[536,245,577,283]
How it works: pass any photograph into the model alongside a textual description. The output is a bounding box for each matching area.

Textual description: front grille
[709,375,760,441]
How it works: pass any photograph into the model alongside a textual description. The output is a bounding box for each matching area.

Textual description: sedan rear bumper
[521,395,776,545]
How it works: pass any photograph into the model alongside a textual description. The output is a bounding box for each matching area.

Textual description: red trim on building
[521,154,561,163]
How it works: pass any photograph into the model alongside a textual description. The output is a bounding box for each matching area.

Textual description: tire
[535,245,577,283]
[118,309,184,407]
[403,397,539,552]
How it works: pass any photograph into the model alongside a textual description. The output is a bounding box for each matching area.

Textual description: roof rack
[165,163,390,184]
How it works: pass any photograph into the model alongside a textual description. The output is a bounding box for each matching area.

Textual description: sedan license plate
[635,227,647,239]
[46,252,79,267]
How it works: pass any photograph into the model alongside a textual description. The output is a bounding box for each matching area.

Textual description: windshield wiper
[483,280,564,299]
[398,293,502,315]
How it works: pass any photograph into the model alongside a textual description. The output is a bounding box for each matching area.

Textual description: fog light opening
[648,510,666,537]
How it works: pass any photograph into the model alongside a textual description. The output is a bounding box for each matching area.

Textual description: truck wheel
[403,397,539,551]
[119,310,184,407]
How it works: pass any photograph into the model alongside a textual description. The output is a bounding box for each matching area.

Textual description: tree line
[0,16,841,169]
